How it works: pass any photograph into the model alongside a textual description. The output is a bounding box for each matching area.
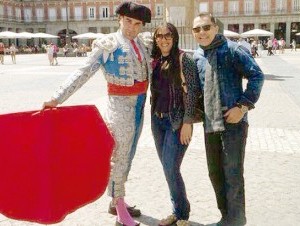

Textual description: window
[48,8,57,22]
[0,5,3,18]
[15,7,21,21]
[229,1,239,16]
[199,2,208,13]
[61,7,69,21]
[7,6,12,20]
[101,27,111,34]
[36,8,44,22]
[100,7,109,19]
[276,0,287,13]
[88,27,97,33]
[74,7,82,21]
[293,0,300,11]
[213,1,224,16]
[244,0,254,15]
[24,8,32,22]
[88,7,96,20]
[156,4,163,17]
[169,6,185,25]
[260,0,270,14]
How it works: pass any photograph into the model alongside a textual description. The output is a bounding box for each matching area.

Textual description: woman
[9,43,17,64]
[150,23,201,226]
[46,43,54,65]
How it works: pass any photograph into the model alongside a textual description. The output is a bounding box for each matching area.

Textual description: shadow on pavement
[137,214,214,226]
[264,73,294,81]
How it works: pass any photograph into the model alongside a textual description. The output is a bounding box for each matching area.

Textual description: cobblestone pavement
[0,50,300,226]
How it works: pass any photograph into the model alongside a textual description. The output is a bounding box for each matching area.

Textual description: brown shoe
[158,214,177,226]
[108,202,141,217]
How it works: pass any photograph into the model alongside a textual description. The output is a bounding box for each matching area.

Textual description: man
[43,2,152,226]
[192,13,264,226]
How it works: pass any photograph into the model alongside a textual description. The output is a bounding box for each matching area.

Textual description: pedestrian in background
[0,42,5,64]
[150,22,201,226]
[192,12,264,226]
[272,38,278,54]
[267,38,274,56]
[46,43,54,65]
[63,44,69,57]
[43,2,152,226]
[291,39,297,51]
[9,43,17,64]
[52,43,59,65]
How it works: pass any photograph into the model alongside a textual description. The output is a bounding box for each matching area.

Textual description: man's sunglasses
[192,24,213,33]
[155,32,173,40]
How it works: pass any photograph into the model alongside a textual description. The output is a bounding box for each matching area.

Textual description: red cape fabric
[0,105,114,224]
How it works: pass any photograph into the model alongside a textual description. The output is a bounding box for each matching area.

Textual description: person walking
[291,39,297,51]
[46,43,54,65]
[272,38,278,54]
[9,43,17,64]
[267,38,274,56]
[0,42,5,64]
[52,43,59,65]
[42,2,152,226]
[150,23,201,226]
[192,13,264,226]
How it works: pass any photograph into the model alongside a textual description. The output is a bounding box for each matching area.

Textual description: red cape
[0,105,114,224]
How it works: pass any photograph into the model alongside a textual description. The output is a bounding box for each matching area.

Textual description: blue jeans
[151,114,190,220]
[204,121,248,225]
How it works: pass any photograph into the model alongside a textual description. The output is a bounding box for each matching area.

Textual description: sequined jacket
[53,30,153,104]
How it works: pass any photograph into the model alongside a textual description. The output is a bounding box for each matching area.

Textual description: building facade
[0,0,299,47]
[0,0,165,46]
[204,0,300,46]
[163,0,300,46]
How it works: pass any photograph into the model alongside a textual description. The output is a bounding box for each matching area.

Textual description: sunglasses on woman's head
[155,32,173,40]
[192,24,213,33]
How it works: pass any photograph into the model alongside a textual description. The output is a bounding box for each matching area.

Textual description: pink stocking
[116,198,136,226]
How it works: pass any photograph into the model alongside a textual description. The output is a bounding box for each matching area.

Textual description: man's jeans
[205,121,248,225]
[151,114,190,220]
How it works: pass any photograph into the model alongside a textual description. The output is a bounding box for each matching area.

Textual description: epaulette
[93,34,118,53]
[138,32,153,48]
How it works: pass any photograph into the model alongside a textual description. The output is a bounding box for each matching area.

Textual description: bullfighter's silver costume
[52,30,152,198]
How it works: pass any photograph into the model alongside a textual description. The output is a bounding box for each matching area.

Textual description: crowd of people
[0,40,93,65]
[40,2,266,226]
[235,36,296,57]
[0,30,298,66]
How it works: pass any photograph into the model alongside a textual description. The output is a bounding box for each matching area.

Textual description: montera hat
[116,2,151,24]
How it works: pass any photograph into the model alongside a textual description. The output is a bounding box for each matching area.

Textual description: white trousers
[106,94,146,198]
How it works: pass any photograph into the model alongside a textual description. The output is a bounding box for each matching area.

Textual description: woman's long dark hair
[151,23,181,87]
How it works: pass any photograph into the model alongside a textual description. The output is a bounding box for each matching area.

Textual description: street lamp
[65,0,70,45]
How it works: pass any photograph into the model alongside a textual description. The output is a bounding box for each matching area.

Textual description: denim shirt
[193,39,264,123]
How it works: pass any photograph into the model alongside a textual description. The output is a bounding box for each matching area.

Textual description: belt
[107,80,148,96]
[154,112,169,118]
